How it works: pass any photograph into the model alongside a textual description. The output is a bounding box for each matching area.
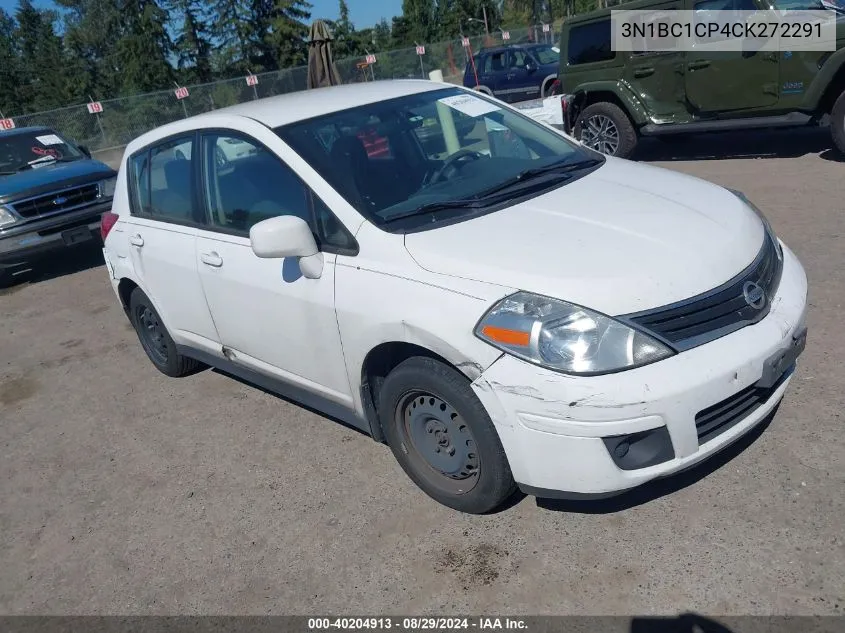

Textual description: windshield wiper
[474,157,604,198]
[382,198,485,224]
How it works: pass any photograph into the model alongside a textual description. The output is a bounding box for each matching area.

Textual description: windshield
[531,45,560,65]
[0,130,84,174]
[277,87,598,227]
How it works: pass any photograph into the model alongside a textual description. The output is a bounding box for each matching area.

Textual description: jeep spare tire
[574,102,637,159]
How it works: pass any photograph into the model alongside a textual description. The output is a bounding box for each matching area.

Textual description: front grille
[695,366,792,445]
[624,236,783,351]
[11,184,101,219]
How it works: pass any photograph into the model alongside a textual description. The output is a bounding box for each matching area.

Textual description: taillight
[100,211,119,241]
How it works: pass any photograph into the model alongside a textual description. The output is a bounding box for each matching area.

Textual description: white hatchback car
[102,81,808,513]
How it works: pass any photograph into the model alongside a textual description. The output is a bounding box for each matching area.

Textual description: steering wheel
[428,150,485,185]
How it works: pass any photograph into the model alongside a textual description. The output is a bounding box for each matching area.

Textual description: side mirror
[524,62,537,73]
[78,145,91,158]
[250,215,324,279]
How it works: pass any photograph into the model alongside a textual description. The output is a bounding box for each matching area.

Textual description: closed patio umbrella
[307,20,342,89]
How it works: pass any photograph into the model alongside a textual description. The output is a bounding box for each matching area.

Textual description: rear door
[684,0,779,112]
[123,134,220,354]
[482,50,511,101]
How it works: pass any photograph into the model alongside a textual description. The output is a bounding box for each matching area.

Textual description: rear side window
[128,136,201,225]
[567,20,614,65]
[483,51,508,73]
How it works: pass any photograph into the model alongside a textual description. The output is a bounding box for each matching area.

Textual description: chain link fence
[6,24,559,153]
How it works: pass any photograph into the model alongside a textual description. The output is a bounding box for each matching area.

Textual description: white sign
[502,31,511,40]
[36,134,64,146]
[365,54,377,64]
[416,45,425,55]
[0,118,15,130]
[542,23,550,32]
[246,75,259,87]
[438,94,500,118]
[461,37,470,47]
[174,86,190,100]
[87,102,103,114]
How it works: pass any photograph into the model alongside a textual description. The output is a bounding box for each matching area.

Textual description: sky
[0,0,405,29]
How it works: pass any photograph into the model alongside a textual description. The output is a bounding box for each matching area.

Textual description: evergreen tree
[0,9,19,115]
[167,0,212,83]
[15,1,70,111]
[209,0,250,74]
[401,0,435,44]
[263,0,312,70]
[116,0,174,93]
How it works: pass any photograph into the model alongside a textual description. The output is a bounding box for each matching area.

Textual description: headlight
[730,189,782,261]
[99,177,117,198]
[475,292,674,375]
[0,205,17,228]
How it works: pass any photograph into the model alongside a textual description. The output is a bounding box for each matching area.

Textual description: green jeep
[558,0,845,157]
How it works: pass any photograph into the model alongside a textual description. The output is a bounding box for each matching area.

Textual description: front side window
[278,87,601,231]
[567,20,614,65]
[200,132,356,252]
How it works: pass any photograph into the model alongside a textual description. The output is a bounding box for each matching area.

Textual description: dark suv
[558,0,845,158]
[464,43,561,103]
[0,126,116,284]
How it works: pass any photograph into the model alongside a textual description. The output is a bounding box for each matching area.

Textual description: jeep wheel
[574,102,637,158]
[831,90,845,156]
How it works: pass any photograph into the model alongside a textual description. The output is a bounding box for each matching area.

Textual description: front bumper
[471,244,808,496]
[0,204,109,271]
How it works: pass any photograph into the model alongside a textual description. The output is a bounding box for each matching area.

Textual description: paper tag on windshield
[438,94,500,118]
[36,134,64,146]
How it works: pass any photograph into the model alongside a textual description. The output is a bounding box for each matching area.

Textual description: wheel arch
[570,81,650,127]
[359,340,488,443]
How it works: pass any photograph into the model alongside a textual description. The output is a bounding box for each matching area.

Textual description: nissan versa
[101,81,808,513]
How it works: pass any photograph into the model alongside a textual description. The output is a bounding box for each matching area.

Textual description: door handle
[687,60,711,70]
[633,66,655,78]
[200,252,223,268]
[129,234,144,247]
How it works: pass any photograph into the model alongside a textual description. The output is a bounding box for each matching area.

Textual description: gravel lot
[1,129,843,616]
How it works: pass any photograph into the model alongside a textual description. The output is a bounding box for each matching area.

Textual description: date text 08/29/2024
[307,618,528,630]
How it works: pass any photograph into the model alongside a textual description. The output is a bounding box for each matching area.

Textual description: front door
[684,0,779,112]
[505,49,542,102]
[194,129,354,407]
[123,134,220,353]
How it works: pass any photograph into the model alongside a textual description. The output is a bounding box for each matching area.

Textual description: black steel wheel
[128,287,202,378]
[379,357,517,513]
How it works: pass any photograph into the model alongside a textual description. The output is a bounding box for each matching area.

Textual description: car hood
[0,159,115,201]
[404,157,765,316]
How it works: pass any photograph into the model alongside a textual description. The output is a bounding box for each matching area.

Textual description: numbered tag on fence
[416,45,425,56]
[87,102,103,114]
[365,54,377,64]
[174,86,190,100]
[542,23,550,33]
[461,37,470,48]
[0,118,15,130]
[246,75,259,87]
[502,31,510,40]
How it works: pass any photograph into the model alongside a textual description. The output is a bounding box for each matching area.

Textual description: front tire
[129,287,201,378]
[574,101,638,158]
[831,90,845,156]
[378,357,516,514]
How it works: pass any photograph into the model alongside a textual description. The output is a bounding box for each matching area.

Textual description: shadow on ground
[0,243,105,294]
[528,405,779,515]
[634,127,841,162]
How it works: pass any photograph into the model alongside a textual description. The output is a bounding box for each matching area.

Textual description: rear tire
[831,90,845,156]
[379,357,516,514]
[128,287,201,378]
[574,101,638,158]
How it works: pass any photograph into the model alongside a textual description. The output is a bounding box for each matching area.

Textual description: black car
[0,126,116,284]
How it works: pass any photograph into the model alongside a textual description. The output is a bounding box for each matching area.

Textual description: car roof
[0,126,53,138]
[219,80,449,128]
[125,80,456,154]
[477,43,551,54]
